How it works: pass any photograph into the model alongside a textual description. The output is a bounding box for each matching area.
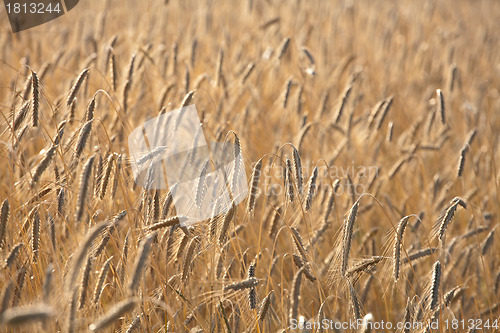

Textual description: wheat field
[0,0,499,332]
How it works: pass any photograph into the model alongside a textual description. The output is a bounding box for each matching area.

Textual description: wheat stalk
[13,101,30,132]
[334,85,352,123]
[30,70,40,127]
[128,233,156,295]
[481,229,495,255]
[0,280,14,315]
[304,166,318,211]
[109,53,117,91]
[393,216,410,281]
[66,221,110,293]
[1,304,54,325]
[31,144,58,188]
[182,236,200,282]
[74,120,93,162]
[3,243,24,269]
[88,298,137,331]
[57,188,65,218]
[224,277,259,291]
[292,147,303,194]
[92,256,113,305]
[283,78,292,108]
[247,158,263,213]
[437,197,466,242]
[75,155,95,222]
[258,290,273,321]
[67,68,89,106]
[285,158,295,203]
[289,267,303,321]
[125,314,141,333]
[219,202,236,245]
[0,199,9,248]
[429,260,441,311]
[375,96,393,130]
[277,37,290,60]
[78,254,92,309]
[348,279,362,319]
[31,209,40,262]
[341,202,359,276]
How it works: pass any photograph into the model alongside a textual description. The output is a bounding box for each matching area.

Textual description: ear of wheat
[0,199,10,248]
[247,158,263,213]
[429,260,441,311]
[30,70,40,128]
[341,202,359,276]
[67,68,89,106]
[66,221,110,294]
[0,304,54,325]
[92,256,113,305]
[393,216,410,281]
[128,233,156,295]
[88,298,137,331]
[75,155,95,222]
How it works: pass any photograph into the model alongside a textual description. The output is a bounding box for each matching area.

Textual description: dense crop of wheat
[0,0,499,332]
